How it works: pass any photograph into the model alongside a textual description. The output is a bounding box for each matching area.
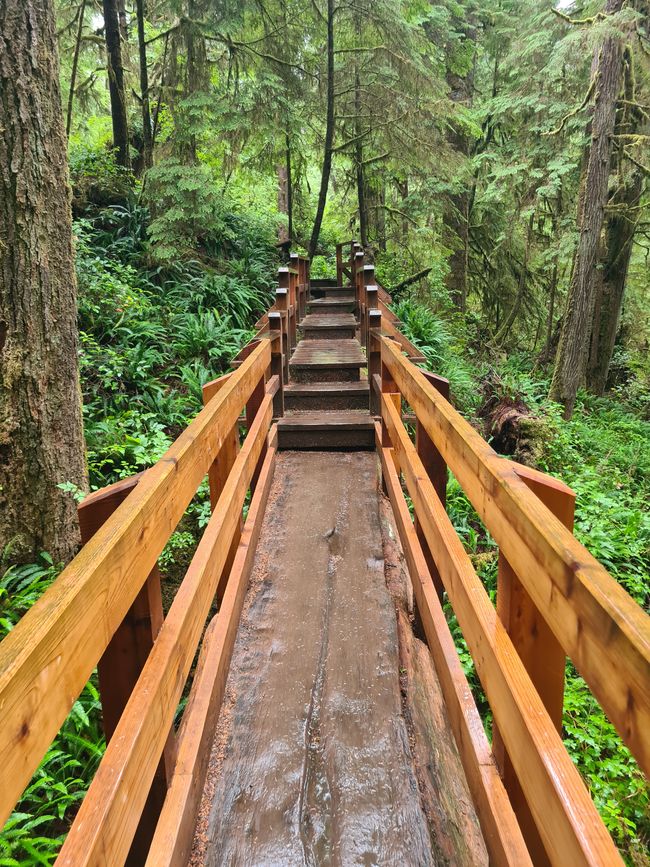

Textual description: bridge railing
[371,325,650,866]
[0,337,283,865]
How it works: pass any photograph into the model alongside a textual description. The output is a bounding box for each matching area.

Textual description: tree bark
[308,0,335,258]
[353,10,368,248]
[587,167,643,394]
[103,0,131,168]
[549,0,624,418]
[136,0,153,171]
[0,0,87,564]
[286,134,293,242]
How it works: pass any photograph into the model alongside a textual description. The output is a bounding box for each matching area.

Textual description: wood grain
[57,391,274,866]
[378,432,530,866]
[145,436,278,867]
[0,341,271,828]
[382,394,622,865]
[381,336,650,777]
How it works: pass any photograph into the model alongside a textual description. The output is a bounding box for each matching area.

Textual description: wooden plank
[493,460,576,865]
[78,478,175,865]
[0,341,271,828]
[377,432,531,866]
[202,373,242,604]
[415,371,449,602]
[381,335,650,776]
[381,394,622,866]
[57,392,275,867]
[145,437,278,867]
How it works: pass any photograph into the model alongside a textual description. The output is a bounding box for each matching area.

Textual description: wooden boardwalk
[0,242,647,867]
[193,452,442,865]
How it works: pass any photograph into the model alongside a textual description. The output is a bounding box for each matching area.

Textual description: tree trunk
[103,0,131,168]
[549,0,624,418]
[353,10,368,248]
[286,134,293,242]
[0,0,87,565]
[66,0,87,136]
[277,162,289,243]
[587,167,643,394]
[136,0,153,171]
[494,212,534,346]
[308,0,335,258]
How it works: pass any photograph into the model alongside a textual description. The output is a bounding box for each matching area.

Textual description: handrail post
[77,481,176,864]
[354,250,364,319]
[278,267,296,352]
[336,243,343,286]
[414,371,450,601]
[381,345,400,448]
[275,287,290,384]
[289,252,302,323]
[362,265,375,348]
[269,312,285,418]
[365,284,378,355]
[202,374,243,602]
[368,309,382,415]
[246,373,267,494]
[492,464,575,865]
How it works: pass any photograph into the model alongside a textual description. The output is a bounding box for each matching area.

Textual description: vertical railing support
[203,374,242,601]
[246,372,267,494]
[365,284,378,353]
[276,287,290,384]
[368,308,382,416]
[289,252,303,323]
[336,243,343,286]
[381,348,400,450]
[362,265,375,348]
[414,371,450,601]
[278,266,296,351]
[78,481,176,865]
[492,465,575,865]
[269,312,285,418]
[354,250,364,319]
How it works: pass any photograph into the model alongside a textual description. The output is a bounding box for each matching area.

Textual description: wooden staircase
[277,278,374,449]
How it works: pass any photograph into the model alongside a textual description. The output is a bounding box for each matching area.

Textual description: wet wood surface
[193,451,436,866]
[290,338,365,368]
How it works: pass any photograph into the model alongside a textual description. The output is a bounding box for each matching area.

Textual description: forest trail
[193,451,436,866]
[0,245,646,867]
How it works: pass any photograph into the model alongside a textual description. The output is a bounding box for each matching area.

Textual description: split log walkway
[0,243,648,867]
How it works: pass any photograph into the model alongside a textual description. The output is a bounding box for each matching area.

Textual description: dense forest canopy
[0,0,648,863]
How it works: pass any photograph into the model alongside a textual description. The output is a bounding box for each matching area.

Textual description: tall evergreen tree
[0,0,87,563]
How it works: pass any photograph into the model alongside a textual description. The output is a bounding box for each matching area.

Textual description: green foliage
[0,560,104,866]
[392,297,481,413]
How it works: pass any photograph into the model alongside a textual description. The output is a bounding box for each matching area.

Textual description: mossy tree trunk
[549,0,624,418]
[0,0,87,564]
[103,0,130,168]
[308,0,335,258]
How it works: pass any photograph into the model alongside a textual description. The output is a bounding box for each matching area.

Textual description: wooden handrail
[380,335,650,780]
[145,428,278,865]
[381,391,623,865]
[58,381,277,865]
[0,340,272,829]
[377,427,531,866]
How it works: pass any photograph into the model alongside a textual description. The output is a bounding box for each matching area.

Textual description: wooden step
[307,298,355,315]
[309,277,338,288]
[284,381,369,411]
[300,313,357,340]
[309,285,354,299]
[289,339,366,383]
[277,411,375,449]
